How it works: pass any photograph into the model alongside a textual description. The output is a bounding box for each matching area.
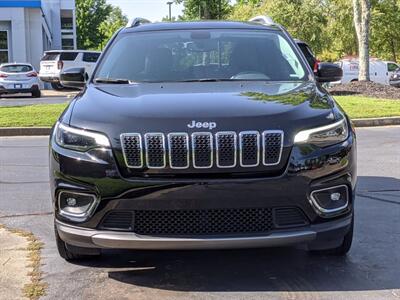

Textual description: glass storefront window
[0,31,9,64]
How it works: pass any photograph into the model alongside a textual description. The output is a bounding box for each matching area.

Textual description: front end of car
[50,85,356,254]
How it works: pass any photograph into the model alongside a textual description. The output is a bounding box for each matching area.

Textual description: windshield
[0,64,33,73]
[94,29,307,83]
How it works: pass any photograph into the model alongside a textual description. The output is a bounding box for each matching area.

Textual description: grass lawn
[0,103,67,127]
[0,96,399,127]
[334,96,400,119]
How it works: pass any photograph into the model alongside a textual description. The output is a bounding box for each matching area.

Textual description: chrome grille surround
[144,133,166,169]
[239,131,260,167]
[262,130,284,166]
[191,132,213,169]
[215,131,237,168]
[167,132,190,169]
[121,130,283,170]
[120,133,143,168]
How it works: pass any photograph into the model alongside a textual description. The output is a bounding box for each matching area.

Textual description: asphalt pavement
[0,93,72,107]
[0,127,399,300]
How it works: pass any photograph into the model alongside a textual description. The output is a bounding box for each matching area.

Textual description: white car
[334,58,399,85]
[39,50,101,90]
[0,63,41,98]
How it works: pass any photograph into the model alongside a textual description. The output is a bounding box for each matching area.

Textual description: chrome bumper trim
[56,220,318,250]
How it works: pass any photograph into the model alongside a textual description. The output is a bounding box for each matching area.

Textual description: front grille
[263,131,284,165]
[99,207,308,235]
[192,133,213,168]
[121,130,284,170]
[216,132,236,168]
[144,133,166,168]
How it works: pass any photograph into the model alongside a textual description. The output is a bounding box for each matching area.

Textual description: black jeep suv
[50,17,355,260]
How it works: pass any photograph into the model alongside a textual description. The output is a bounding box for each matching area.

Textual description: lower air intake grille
[100,211,133,230]
[99,207,308,235]
[134,208,274,236]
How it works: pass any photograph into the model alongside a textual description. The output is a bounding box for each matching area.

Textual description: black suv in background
[51,17,354,261]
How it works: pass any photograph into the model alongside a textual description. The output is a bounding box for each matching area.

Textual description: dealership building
[0,0,76,70]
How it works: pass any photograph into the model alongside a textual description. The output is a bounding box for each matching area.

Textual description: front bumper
[390,79,400,88]
[56,215,352,250]
[50,126,357,250]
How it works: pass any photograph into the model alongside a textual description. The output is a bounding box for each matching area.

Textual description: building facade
[0,0,76,70]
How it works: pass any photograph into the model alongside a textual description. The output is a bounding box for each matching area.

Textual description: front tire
[32,89,41,98]
[51,82,64,90]
[54,223,101,261]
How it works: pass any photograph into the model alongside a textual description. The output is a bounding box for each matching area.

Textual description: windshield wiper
[179,78,236,82]
[94,78,131,84]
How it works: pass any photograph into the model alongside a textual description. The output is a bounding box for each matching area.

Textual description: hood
[68,81,334,145]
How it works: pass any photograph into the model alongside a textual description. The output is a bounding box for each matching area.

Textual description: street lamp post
[166,1,173,21]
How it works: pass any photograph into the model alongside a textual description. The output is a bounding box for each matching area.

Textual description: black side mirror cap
[60,67,86,90]
[315,62,343,83]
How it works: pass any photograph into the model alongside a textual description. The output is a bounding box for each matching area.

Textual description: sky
[106,0,184,22]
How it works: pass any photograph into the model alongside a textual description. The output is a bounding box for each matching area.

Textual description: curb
[0,117,399,136]
[0,127,51,136]
[351,116,400,127]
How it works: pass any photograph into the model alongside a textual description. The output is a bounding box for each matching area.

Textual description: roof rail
[248,15,275,26]
[126,17,151,28]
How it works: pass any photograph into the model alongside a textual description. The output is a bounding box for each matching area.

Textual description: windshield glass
[94,29,307,82]
[0,65,33,73]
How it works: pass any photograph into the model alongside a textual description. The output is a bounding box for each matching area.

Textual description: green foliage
[98,6,128,50]
[76,0,112,50]
[175,0,231,20]
[370,0,400,61]
[76,0,128,51]
[228,0,400,63]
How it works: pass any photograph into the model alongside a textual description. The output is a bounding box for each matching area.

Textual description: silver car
[0,63,41,97]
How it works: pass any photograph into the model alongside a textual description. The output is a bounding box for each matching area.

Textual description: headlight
[55,122,110,151]
[294,118,348,147]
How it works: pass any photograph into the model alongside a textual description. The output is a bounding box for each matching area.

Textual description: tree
[98,6,128,50]
[370,0,400,61]
[76,0,112,50]
[175,0,231,20]
[353,0,371,81]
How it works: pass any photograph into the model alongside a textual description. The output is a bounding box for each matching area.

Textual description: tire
[51,82,64,90]
[54,223,101,261]
[309,216,354,256]
[32,89,41,98]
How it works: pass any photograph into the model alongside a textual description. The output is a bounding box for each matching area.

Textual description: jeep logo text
[187,120,217,130]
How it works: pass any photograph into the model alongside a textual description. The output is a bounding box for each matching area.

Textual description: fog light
[310,185,349,216]
[330,192,341,201]
[58,191,97,221]
[66,197,77,207]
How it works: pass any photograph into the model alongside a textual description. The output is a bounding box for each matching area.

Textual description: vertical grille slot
[121,133,143,168]
[168,133,189,169]
[145,133,166,168]
[239,131,260,167]
[216,132,237,168]
[263,131,284,166]
[192,132,213,168]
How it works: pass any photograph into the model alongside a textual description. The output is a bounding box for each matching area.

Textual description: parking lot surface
[0,92,73,107]
[0,127,399,300]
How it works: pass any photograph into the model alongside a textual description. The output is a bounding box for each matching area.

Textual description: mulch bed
[328,81,400,99]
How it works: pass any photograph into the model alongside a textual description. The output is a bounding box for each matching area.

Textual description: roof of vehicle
[44,50,101,54]
[122,20,281,33]
[0,62,33,67]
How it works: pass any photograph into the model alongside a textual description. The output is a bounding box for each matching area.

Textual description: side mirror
[315,62,343,83]
[60,67,87,89]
